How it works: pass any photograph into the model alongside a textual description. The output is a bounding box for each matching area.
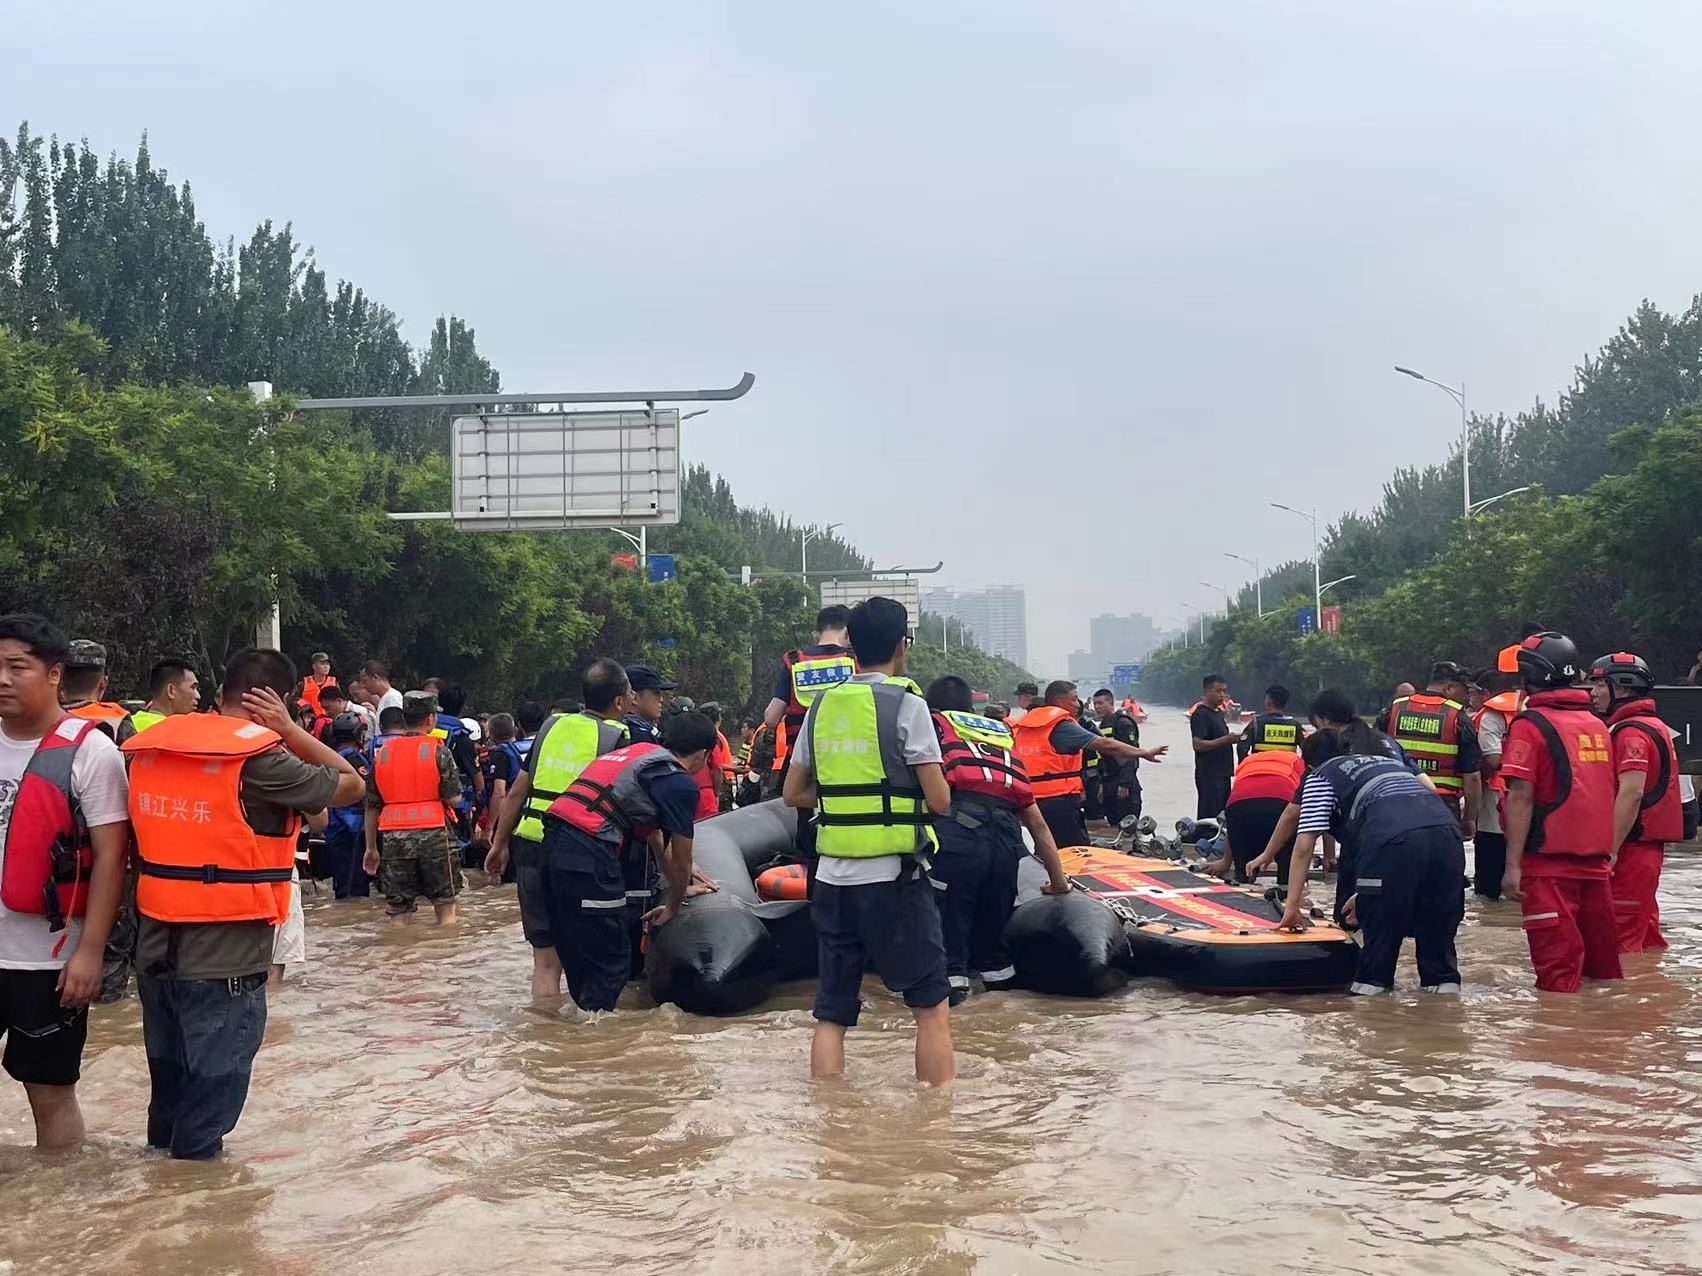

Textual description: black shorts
[811,872,949,1026]
[512,840,554,949]
[0,967,88,1087]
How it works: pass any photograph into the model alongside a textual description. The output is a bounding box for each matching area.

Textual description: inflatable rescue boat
[645,801,816,1015]
[1006,848,1358,996]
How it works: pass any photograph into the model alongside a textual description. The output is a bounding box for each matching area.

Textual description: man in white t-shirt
[0,614,129,1147]
[1473,675,1517,900]
[363,660,404,720]
[784,597,954,1086]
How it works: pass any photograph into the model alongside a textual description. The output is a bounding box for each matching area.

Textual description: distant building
[922,586,1029,670]
[1089,613,1159,665]
[1061,613,1159,687]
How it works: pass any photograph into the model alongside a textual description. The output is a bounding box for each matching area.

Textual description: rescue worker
[484,661,631,1001]
[1500,632,1623,993]
[539,711,716,1012]
[131,658,201,733]
[1013,681,1167,852]
[361,692,463,923]
[1235,685,1304,760]
[762,605,857,754]
[1589,652,1682,954]
[1189,674,1238,819]
[1245,689,1420,918]
[925,675,1071,1002]
[312,683,352,744]
[1277,719,1465,995]
[124,647,363,1159]
[762,608,857,862]
[297,651,337,718]
[782,596,955,1085]
[1089,688,1143,826]
[1222,746,1306,885]
[0,614,129,1149]
[1472,673,1521,899]
[623,664,674,745]
[1079,698,1105,823]
[58,640,135,743]
[1384,662,1482,837]
[323,711,372,899]
[1008,681,1039,724]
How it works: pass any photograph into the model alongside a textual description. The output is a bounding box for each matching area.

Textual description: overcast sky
[12,1,1702,670]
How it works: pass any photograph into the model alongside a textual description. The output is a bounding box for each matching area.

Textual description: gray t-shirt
[137,747,341,980]
[793,673,941,886]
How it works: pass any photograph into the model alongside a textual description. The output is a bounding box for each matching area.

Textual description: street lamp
[1319,574,1356,597]
[941,614,965,654]
[1167,615,1190,649]
[1394,365,1470,520]
[1200,581,1232,614]
[1225,552,1263,617]
[1182,603,1209,645]
[800,521,844,578]
[1271,502,1322,623]
[1468,485,1533,516]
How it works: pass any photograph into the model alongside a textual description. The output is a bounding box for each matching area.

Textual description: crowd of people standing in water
[0,601,1695,1154]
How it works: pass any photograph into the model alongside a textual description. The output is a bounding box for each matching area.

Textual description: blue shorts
[811,871,950,1026]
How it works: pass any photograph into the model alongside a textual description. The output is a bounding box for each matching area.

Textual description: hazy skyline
[12,1,1702,671]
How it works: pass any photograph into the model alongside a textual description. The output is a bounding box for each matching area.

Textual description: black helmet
[331,710,365,742]
[1589,651,1653,696]
[1515,632,1582,690]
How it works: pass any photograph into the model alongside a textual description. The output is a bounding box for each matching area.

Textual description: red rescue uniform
[1606,698,1682,954]
[1500,688,1622,993]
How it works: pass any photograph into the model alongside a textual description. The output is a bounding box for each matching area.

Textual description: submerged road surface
[2,706,1698,1274]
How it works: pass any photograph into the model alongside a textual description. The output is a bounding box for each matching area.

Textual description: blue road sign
[647,554,677,584]
[1297,606,1317,634]
[1110,663,1143,685]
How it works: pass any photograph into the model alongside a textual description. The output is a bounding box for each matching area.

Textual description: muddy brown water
[1,706,1698,1275]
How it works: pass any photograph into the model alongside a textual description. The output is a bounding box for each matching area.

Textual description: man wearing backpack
[0,614,129,1148]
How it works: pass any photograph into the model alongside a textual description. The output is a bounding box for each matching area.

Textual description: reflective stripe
[928,877,947,891]
[1421,983,1462,994]
[1612,900,1641,908]
[978,965,1016,982]
[1522,911,1560,922]
[1356,877,1383,888]
[581,896,626,910]
[1349,982,1390,996]
[947,975,971,989]
[626,888,655,899]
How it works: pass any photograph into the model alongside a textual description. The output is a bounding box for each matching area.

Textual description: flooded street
[3,705,1699,1275]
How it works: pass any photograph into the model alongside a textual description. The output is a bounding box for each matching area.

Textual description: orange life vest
[122,715,297,925]
[372,736,451,831]
[300,674,338,718]
[1010,706,1084,801]
[66,701,130,740]
[1474,691,1520,793]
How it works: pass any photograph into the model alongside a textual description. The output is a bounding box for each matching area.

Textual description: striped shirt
[1297,757,1436,836]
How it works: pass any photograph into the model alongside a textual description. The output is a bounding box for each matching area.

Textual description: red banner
[1321,604,1342,634]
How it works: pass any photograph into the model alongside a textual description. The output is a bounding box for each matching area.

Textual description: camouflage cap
[65,639,107,670]
[403,691,439,716]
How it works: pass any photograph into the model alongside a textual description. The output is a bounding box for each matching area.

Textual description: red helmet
[1515,632,1582,690]
[1589,651,1653,695]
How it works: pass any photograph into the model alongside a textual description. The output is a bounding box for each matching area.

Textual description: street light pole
[800,521,844,579]
[1271,502,1321,624]
[1468,485,1533,516]
[1200,581,1232,614]
[1395,365,1470,520]
[1319,574,1357,597]
[1225,552,1262,617]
